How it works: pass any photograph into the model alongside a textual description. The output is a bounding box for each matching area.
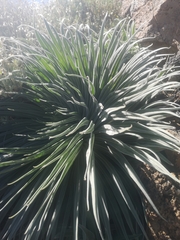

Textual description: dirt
[121,0,180,53]
[139,134,180,240]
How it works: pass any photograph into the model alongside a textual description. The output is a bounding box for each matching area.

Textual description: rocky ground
[141,161,180,240]
[139,121,180,240]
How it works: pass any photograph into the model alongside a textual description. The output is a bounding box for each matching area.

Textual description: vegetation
[0,0,122,38]
[0,0,122,93]
[1,1,180,240]
[1,17,180,239]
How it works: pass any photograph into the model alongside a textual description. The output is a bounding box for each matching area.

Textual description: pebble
[176,189,180,196]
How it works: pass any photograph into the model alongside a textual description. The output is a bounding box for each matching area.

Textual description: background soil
[139,126,180,240]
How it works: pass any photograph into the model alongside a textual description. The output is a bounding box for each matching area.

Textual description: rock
[121,0,180,53]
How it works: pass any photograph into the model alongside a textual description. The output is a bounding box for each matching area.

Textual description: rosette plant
[0,18,180,240]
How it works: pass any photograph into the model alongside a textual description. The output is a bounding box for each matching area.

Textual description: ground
[139,129,180,240]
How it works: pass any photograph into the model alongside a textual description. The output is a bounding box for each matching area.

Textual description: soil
[121,0,180,53]
[139,131,180,240]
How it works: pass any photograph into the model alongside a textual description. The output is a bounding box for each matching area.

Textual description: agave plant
[0,18,180,240]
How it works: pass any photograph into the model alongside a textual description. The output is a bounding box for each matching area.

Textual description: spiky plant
[0,18,180,240]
